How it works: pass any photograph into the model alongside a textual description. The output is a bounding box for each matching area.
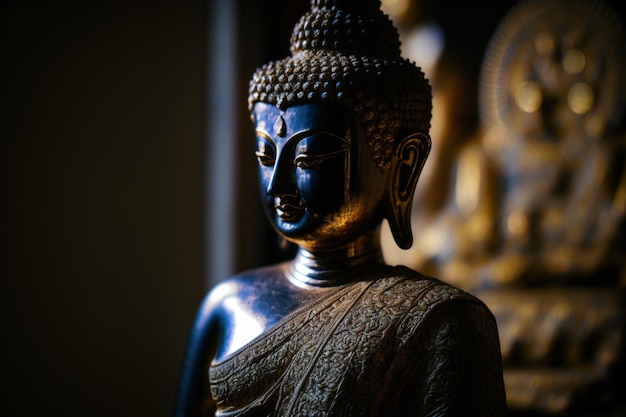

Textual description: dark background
[2,2,207,416]
[2,0,624,416]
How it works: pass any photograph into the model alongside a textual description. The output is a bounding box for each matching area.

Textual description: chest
[208,277,450,416]
[213,280,333,361]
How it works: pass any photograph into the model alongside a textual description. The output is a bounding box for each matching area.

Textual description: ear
[386,132,431,249]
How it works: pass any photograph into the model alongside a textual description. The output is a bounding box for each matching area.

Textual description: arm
[415,300,507,417]
[173,293,219,417]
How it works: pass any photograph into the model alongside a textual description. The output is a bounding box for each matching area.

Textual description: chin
[270,211,316,241]
[270,217,342,249]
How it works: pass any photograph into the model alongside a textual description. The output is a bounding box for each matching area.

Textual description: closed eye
[255,151,275,167]
[294,149,346,169]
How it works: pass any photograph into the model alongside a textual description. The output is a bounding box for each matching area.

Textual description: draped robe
[208,268,506,417]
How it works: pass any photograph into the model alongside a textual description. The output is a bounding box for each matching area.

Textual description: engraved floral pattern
[209,267,506,416]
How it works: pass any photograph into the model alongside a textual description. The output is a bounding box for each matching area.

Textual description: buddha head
[248,0,432,251]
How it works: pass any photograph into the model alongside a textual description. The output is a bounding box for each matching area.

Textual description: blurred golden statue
[392,0,626,414]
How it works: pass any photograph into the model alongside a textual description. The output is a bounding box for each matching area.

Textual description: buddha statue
[174,1,506,416]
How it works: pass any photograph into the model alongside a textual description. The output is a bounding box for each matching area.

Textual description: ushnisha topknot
[290,0,401,58]
[248,0,432,169]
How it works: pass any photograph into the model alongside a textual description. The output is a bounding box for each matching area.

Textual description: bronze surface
[175,0,507,415]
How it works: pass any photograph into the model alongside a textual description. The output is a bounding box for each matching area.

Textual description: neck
[288,231,386,287]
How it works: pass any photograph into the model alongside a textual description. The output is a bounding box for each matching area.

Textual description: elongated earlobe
[387,133,431,249]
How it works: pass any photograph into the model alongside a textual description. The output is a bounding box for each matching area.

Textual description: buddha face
[252,102,388,249]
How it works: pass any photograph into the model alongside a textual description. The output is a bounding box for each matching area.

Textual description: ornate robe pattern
[209,269,506,416]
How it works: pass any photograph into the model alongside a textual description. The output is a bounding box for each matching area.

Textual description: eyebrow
[255,129,273,142]
[255,128,350,146]
[297,129,350,145]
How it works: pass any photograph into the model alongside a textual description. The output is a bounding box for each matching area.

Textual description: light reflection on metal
[404,23,445,74]
[515,81,542,113]
[221,296,265,354]
[563,49,585,74]
[380,0,411,21]
[506,210,529,237]
[568,82,594,114]
[455,146,482,214]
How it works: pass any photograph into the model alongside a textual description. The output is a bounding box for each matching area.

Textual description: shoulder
[384,267,501,350]
[382,265,497,326]
[381,265,475,301]
[199,262,291,319]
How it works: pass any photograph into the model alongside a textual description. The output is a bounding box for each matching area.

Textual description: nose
[266,152,298,197]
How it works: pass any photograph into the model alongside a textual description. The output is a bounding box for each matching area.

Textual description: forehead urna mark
[274,114,287,137]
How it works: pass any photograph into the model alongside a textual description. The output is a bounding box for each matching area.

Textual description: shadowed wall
[2,2,206,416]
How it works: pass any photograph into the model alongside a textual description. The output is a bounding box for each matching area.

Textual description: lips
[274,197,304,221]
